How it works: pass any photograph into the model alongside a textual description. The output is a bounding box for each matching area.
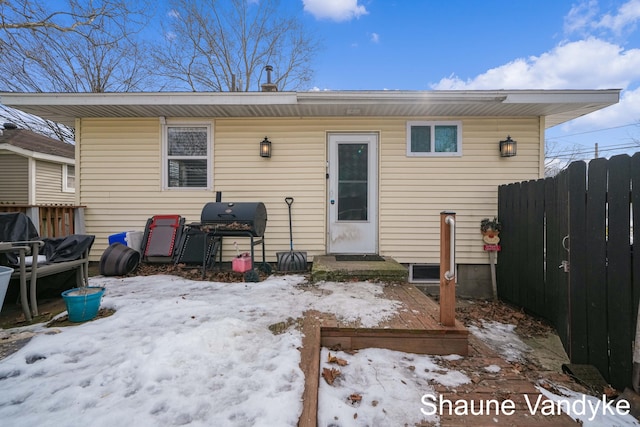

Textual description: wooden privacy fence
[497,153,640,391]
[0,204,85,238]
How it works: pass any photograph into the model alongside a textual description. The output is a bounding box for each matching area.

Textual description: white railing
[444,215,456,281]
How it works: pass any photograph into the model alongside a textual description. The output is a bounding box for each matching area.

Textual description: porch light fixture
[260,137,272,158]
[499,135,517,157]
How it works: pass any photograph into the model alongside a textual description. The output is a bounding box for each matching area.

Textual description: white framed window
[406,121,462,157]
[162,121,212,190]
[63,164,75,192]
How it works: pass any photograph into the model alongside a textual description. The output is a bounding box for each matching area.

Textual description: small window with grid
[407,121,462,157]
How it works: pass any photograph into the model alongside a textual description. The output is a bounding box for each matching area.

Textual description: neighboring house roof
[0,126,74,163]
[0,89,621,129]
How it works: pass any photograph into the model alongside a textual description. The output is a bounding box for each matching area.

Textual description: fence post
[440,211,456,326]
[25,207,40,235]
[74,207,85,234]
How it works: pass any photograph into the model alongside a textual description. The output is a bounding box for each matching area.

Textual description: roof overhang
[0,143,74,164]
[0,89,621,128]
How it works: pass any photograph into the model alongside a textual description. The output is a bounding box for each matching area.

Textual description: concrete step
[310,255,408,283]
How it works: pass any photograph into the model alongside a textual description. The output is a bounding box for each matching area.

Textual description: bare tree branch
[545,139,588,177]
[0,0,155,94]
[0,0,100,32]
[0,0,157,141]
[153,0,319,92]
[0,0,322,142]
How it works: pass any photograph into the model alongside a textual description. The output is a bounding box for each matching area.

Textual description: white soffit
[0,89,621,129]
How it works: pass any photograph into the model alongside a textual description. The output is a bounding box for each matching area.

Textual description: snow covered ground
[0,274,638,426]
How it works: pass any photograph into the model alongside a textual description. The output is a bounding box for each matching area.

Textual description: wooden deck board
[381,283,467,332]
[385,284,439,328]
[298,283,468,427]
[298,310,323,427]
[380,284,431,329]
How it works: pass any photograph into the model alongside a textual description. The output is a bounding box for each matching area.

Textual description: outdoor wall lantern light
[260,137,272,158]
[499,135,517,157]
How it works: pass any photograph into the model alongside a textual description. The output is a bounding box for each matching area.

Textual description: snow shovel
[277,197,307,272]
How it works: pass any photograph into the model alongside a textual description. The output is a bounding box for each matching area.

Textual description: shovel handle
[285,197,294,250]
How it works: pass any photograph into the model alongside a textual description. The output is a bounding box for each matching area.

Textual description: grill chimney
[261,65,278,92]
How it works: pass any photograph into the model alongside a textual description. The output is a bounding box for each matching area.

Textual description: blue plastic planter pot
[0,266,14,313]
[61,287,105,322]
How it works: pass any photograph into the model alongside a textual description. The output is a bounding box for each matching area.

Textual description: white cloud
[565,0,640,35]
[561,86,640,130]
[430,35,640,133]
[370,32,380,43]
[597,0,640,33]
[431,0,640,134]
[302,0,368,22]
[431,38,640,91]
[431,1,640,94]
[564,0,600,34]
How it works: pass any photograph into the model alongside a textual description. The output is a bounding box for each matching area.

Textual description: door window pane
[338,144,368,221]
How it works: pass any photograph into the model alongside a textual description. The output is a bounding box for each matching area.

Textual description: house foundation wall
[413,264,494,300]
[456,264,493,299]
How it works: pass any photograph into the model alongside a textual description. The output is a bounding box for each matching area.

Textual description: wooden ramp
[298,283,468,427]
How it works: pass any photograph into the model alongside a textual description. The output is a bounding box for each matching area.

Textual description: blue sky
[296,0,640,161]
[4,0,639,161]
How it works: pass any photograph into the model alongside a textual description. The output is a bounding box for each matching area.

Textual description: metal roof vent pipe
[261,65,278,92]
[0,122,16,136]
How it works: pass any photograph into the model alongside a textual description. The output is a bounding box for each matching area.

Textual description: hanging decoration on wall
[481,217,502,300]
[480,217,502,251]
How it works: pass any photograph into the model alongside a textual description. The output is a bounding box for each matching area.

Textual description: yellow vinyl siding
[79,118,167,257]
[79,116,542,264]
[0,153,29,204]
[380,117,541,264]
[213,120,327,259]
[34,160,75,204]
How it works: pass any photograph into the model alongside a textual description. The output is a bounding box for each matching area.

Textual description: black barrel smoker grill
[199,202,267,276]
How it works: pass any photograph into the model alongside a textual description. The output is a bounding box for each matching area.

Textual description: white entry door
[327,133,378,254]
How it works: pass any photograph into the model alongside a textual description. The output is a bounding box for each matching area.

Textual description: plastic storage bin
[109,231,143,252]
